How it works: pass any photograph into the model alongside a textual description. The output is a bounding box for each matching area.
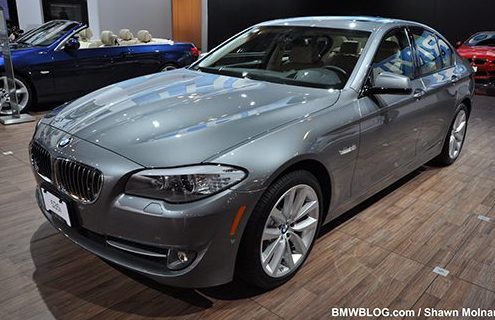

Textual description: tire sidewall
[237,170,323,289]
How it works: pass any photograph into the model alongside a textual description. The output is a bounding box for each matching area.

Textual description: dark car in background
[0,20,199,114]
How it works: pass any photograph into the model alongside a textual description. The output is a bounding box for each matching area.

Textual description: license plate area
[42,188,71,226]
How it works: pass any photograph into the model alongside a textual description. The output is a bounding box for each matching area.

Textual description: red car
[457,32,495,85]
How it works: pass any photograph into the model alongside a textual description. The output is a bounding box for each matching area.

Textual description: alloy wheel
[448,109,467,159]
[260,184,319,278]
[0,76,30,115]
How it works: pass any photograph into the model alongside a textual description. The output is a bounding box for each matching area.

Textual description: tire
[432,104,469,166]
[236,170,323,289]
[0,74,33,115]
[161,63,178,72]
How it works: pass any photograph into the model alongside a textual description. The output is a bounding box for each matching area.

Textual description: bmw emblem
[58,137,72,148]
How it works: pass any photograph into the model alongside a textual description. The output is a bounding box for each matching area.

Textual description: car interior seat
[77,28,93,49]
[101,30,118,46]
[326,40,360,75]
[137,30,152,43]
[78,28,93,41]
[119,29,138,45]
[372,40,403,77]
[276,39,323,71]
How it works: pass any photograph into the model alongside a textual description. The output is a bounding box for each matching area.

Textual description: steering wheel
[323,65,347,76]
[322,65,348,82]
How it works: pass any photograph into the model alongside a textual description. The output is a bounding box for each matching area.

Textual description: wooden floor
[1,95,495,319]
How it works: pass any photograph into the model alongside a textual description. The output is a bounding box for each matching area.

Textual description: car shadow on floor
[29,166,433,317]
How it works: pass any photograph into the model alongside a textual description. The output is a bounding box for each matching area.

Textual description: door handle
[413,88,426,99]
[451,75,459,83]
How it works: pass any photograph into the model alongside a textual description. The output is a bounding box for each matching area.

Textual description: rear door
[409,27,459,156]
[125,44,164,78]
[352,27,424,197]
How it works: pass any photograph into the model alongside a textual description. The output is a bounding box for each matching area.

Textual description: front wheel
[237,170,322,289]
[432,104,468,166]
[0,75,33,115]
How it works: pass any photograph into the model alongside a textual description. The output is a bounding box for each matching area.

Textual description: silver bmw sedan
[30,17,474,289]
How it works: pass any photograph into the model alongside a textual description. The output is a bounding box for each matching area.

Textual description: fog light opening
[167,249,197,270]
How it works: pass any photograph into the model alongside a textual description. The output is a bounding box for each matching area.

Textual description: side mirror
[64,37,80,51]
[365,72,412,95]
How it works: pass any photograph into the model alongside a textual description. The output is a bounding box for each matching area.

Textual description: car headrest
[119,29,133,41]
[374,40,401,62]
[340,41,359,55]
[78,28,93,41]
[289,39,319,64]
[137,30,152,43]
[101,31,117,46]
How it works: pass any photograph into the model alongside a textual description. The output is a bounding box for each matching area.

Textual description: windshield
[16,20,78,46]
[465,32,495,47]
[192,26,370,89]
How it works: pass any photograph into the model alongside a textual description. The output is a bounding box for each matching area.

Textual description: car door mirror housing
[365,72,413,95]
[64,37,80,51]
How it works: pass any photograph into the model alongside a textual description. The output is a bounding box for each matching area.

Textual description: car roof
[257,16,428,32]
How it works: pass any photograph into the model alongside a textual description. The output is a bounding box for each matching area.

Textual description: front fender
[211,97,362,214]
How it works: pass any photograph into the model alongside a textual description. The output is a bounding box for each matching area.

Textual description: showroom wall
[207,0,493,49]
[16,0,172,39]
[97,0,172,39]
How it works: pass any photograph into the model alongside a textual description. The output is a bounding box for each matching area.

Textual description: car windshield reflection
[16,20,78,47]
[194,26,371,89]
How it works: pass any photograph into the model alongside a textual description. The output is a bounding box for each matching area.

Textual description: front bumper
[473,64,495,85]
[31,124,264,288]
[35,186,261,288]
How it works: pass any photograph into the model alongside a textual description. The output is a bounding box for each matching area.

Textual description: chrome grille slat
[31,142,52,180]
[54,158,103,203]
[31,143,103,203]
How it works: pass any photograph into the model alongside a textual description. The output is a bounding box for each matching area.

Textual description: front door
[51,34,137,101]
[51,45,115,101]
[409,28,459,156]
[352,28,424,197]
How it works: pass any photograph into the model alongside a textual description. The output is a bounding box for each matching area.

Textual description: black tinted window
[438,38,453,67]
[466,32,495,47]
[372,29,414,79]
[412,29,442,75]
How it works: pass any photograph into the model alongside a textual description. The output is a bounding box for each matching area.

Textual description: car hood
[457,45,495,59]
[45,69,340,167]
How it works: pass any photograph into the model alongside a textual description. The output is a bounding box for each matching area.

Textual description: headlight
[125,165,246,203]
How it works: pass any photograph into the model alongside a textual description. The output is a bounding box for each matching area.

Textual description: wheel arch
[13,69,37,104]
[263,157,333,222]
[460,97,472,117]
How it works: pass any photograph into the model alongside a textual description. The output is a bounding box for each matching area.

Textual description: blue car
[0,20,199,114]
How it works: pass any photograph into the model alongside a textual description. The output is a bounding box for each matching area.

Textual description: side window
[438,38,454,68]
[411,29,443,75]
[372,29,414,79]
